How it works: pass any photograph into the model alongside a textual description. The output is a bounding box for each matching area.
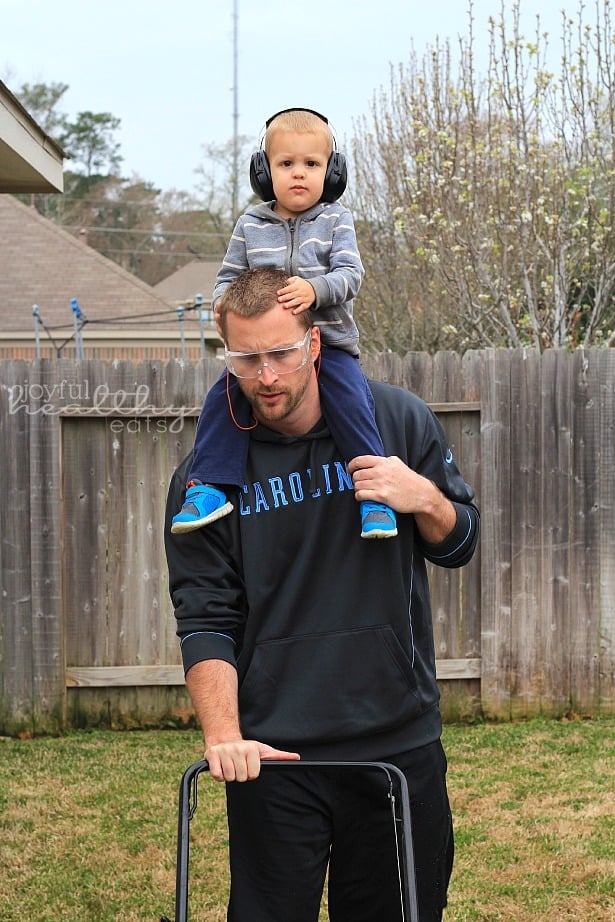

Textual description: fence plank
[460,351,483,663]
[66,665,186,686]
[62,358,114,677]
[52,360,104,704]
[598,349,615,713]
[161,418,197,667]
[63,414,110,669]
[569,350,601,713]
[65,659,482,687]
[480,350,513,718]
[509,349,544,717]
[431,353,464,663]
[28,361,64,731]
[0,361,33,731]
[105,361,146,668]
[541,349,573,715]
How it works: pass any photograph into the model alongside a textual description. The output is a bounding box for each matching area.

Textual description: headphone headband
[265,107,329,128]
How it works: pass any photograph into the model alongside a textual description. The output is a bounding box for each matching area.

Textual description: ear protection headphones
[249,107,347,204]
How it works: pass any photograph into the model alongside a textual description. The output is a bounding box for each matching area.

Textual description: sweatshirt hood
[250,417,330,494]
[250,416,330,445]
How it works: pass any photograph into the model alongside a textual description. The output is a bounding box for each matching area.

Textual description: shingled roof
[0,194,177,333]
[153,259,220,306]
[0,195,222,360]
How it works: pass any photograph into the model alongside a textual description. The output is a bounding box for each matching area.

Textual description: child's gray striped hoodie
[213,201,365,355]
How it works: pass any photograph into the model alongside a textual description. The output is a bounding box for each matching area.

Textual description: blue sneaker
[171,484,234,534]
[360,501,398,539]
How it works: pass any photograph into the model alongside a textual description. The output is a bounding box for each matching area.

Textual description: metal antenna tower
[231,0,239,219]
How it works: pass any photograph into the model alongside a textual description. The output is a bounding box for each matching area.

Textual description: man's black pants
[225,739,453,922]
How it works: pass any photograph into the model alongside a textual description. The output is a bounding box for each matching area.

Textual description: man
[164,266,480,922]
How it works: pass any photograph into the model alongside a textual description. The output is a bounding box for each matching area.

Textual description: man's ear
[309,326,321,361]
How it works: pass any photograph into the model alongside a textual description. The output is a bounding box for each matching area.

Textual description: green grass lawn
[1,717,613,921]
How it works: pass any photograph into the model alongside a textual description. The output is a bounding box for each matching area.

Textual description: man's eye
[267,350,289,361]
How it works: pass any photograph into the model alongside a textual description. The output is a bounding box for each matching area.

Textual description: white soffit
[0,81,65,194]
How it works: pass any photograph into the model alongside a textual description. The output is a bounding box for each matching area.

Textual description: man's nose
[258,363,279,384]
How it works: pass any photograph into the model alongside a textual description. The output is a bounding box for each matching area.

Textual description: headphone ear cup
[321,151,348,202]
[250,150,274,201]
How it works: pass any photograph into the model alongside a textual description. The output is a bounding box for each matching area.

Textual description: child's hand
[277,277,316,314]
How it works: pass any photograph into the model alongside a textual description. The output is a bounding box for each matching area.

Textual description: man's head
[219,268,321,435]
[217,267,310,340]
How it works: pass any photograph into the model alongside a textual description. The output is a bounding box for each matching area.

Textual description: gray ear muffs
[249,108,347,203]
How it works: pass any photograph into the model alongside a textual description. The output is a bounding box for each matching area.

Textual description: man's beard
[240,370,311,427]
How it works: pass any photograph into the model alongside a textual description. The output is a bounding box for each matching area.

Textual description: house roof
[153,259,220,305]
[0,194,190,335]
[0,80,65,194]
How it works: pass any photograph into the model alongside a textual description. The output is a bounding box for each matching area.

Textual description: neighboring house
[1,79,220,362]
[153,259,220,311]
[0,195,221,361]
[153,258,224,360]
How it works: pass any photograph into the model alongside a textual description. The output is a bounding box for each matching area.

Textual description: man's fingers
[205,749,225,782]
[205,740,299,783]
[347,455,379,476]
[206,741,260,782]
[260,747,301,762]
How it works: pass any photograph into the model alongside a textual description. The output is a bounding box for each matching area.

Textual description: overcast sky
[2,0,583,194]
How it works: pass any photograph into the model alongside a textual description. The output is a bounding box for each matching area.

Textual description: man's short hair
[218,267,312,340]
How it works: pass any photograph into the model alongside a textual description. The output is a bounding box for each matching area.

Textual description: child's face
[267,129,330,218]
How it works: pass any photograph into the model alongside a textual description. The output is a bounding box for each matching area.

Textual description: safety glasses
[224,328,312,379]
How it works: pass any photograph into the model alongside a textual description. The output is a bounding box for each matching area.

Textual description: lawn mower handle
[161,758,418,922]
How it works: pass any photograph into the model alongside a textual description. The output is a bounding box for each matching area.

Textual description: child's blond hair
[264,109,334,157]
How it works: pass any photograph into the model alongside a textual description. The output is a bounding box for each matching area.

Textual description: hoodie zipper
[287,218,297,275]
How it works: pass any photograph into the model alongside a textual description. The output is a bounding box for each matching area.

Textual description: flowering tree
[349,0,615,352]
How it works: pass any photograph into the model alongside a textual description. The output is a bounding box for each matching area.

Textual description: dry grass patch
[443,718,615,921]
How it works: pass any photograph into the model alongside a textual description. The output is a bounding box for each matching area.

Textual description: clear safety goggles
[224,328,312,379]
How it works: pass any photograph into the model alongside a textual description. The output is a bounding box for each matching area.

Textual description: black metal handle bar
[161,758,418,922]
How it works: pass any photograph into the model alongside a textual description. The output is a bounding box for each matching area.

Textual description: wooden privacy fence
[0,348,613,734]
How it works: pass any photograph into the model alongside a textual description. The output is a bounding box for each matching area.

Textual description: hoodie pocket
[238,625,419,745]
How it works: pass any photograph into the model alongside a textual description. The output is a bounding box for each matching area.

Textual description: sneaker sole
[361,527,398,539]
[171,501,234,534]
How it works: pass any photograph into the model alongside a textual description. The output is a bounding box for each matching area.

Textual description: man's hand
[348,454,457,545]
[205,739,301,782]
[277,277,315,314]
[186,661,299,782]
[348,454,432,512]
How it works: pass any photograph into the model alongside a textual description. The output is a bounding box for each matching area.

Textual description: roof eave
[0,80,65,194]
